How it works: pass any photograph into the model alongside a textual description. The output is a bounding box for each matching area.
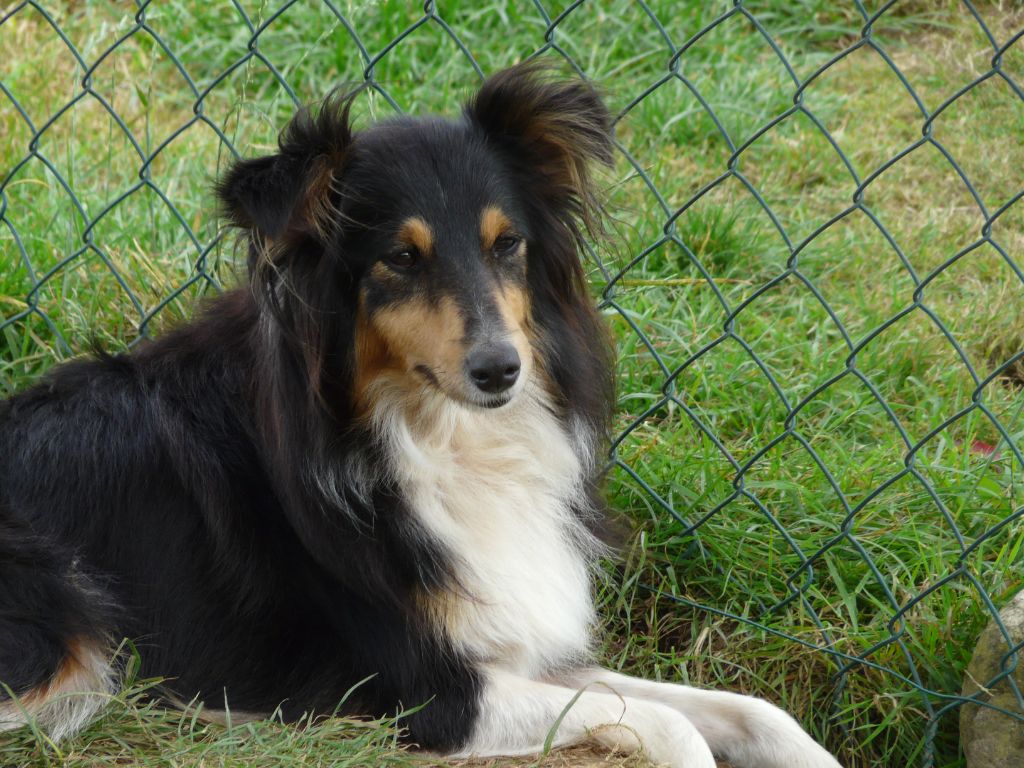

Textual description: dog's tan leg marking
[0,637,115,742]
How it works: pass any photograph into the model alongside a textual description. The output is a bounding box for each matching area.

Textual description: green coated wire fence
[2,1,1023,766]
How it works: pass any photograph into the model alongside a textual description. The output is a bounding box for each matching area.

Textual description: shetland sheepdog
[0,63,841,768]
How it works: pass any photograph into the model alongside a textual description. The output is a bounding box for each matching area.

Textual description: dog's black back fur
[0,63,613,750]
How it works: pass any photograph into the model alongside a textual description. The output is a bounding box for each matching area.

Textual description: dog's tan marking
[353,295,397,408]
[0,636,114,741]
[399,216,434,256]
[493,283,535,356]
[18,638,94,706]
[480,206,514,249]
[494,283,529,329]
[353,292,466,411]
[302,156,340,238]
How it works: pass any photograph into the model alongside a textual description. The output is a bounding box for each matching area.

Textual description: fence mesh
[2,1,1023,766]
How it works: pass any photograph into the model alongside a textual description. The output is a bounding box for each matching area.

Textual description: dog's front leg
[551,668,842,768]
[447,665,716,767]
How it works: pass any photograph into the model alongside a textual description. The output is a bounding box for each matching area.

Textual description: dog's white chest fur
[373,389,597,676]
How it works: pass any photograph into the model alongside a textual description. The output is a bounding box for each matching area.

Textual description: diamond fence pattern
[2,1,1023,766]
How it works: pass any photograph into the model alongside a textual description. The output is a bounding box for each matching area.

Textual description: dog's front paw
[726,697,842,768]
[608,700,718,768]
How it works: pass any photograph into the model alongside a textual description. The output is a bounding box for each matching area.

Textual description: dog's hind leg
[0,518,116,742]
[551,668,842,768]
[446,666,716,768]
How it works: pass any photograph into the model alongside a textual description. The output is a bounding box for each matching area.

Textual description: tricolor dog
[0,63,841,767]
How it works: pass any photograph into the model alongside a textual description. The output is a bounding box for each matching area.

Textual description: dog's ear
[217,91,356,241]
[466,62,614,232]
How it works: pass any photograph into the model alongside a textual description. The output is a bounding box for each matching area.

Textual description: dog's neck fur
[367,377,602,677]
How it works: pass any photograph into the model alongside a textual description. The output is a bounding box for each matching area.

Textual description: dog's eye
[385,249,419,271]
[493,235,521,256]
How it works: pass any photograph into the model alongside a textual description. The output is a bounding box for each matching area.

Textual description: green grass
[1,671,418,768]
[3,1,1024,767]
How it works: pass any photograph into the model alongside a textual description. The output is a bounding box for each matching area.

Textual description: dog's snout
[466,342,521,394]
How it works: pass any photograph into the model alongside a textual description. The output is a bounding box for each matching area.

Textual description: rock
[960,589,1024,766]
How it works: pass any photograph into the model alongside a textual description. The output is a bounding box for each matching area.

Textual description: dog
[0,63,841,768]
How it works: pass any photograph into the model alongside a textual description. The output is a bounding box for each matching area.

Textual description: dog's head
[218,63,613,421]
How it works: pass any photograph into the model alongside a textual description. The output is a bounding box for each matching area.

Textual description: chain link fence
[2,1,1023,766]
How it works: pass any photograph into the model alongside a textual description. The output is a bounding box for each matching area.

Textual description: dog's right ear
[217,92,356,242]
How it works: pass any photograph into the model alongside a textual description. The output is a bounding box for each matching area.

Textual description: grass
[2,1,1024,767]
[1,667,418,768]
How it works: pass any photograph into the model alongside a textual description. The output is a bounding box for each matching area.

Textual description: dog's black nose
[466,342,521,394]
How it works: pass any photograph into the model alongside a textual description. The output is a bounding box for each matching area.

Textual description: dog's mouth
[476,393,514,409]
[413,364,518,410]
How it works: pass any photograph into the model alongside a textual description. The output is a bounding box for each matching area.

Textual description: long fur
[0,63,841,768]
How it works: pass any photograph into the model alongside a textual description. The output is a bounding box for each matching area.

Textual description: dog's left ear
[217,92,356,242]
[466,62,614,231]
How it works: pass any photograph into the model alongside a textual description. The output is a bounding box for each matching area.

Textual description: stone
[960,589,1024,767]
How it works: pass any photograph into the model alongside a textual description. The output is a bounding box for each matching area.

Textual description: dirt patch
[441,744,731,767]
